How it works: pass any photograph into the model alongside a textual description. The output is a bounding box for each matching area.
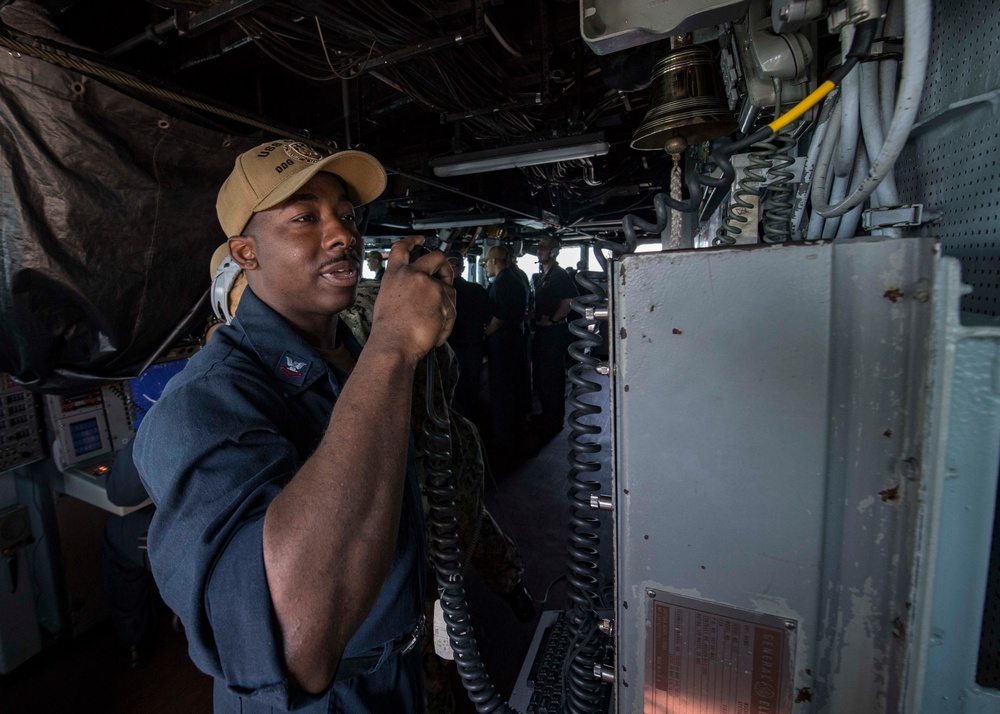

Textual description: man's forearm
[262,334,417,693]
[485,316,503,337]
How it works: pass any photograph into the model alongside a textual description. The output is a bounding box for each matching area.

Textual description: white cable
[814,0,933,217]
[880,0,904,133]
[836,146,869,238]
[835,25,861,177]
[879,58,899,134]
[807,192,827,239]
[809,98,843,238]
[791,91,840,237]
[484,15,522,58]
[822,175,847,237]
[860,61,901,208]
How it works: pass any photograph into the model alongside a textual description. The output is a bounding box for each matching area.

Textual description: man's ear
[229,235,258,271]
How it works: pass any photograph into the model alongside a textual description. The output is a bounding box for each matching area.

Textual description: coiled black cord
[423,351,514,714]
[562,254,613,714]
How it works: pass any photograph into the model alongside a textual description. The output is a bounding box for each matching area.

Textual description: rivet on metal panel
[596,363,611,375]
[900,457,921,481]
[647,590,656,598]
[784,620,797,630]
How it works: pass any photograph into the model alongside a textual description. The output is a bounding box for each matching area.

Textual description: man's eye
[293,214,316,222]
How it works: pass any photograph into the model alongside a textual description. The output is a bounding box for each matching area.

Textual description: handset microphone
[409,244,432,263]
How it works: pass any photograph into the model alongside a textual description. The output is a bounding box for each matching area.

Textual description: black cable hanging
[423,351,515,714]
[562,252,615,714]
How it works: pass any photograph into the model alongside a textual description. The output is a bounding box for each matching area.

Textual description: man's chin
[316,283,359,316]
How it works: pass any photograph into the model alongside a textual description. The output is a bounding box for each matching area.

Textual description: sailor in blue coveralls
[133,140,457,713]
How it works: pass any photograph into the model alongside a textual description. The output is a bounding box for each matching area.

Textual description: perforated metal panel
[894,0,1000,692]
[895,0,1000,318]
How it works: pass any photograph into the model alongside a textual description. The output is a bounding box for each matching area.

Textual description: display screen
[69,417,103,456]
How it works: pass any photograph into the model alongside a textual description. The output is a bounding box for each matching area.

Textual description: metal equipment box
[610,238,1000,712]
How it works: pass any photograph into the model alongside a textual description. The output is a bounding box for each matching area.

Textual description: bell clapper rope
[666,141,685,250]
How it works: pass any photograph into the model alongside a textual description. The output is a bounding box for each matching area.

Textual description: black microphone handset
[409,243,432,263]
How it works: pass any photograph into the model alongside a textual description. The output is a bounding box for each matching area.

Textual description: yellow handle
[768,80,836,133]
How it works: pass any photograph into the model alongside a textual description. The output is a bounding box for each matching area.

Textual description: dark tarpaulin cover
[0,6,252,393]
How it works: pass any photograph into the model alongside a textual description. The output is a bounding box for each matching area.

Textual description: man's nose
[321,215,356,250]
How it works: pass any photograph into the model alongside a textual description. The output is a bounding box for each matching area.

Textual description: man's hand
[371,236,457,363]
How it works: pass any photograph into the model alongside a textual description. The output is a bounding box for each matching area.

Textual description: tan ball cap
[216,139,387,238]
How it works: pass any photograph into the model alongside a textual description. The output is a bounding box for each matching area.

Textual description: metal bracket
[846,0,884,23]
[861,204,925,230]
[827,3,874,32]
[865,38,905,61]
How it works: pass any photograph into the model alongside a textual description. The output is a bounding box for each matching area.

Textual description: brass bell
[631,44,737,152]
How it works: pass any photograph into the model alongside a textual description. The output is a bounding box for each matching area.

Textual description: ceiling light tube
[430,133,609,177]
[411,214,504,229]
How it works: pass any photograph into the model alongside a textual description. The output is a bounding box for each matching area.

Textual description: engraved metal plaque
[644,590,795,714]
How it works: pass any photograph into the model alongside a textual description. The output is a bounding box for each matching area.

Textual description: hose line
[812,0,932,217]
[563,255,614,714]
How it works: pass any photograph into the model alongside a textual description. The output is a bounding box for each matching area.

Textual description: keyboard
[510,609,613,713]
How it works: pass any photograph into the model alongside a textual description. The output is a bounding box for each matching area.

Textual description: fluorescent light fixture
[430,133,609,177]
[411,213,504,230]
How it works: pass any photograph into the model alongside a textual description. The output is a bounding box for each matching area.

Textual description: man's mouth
[319,259,359,284]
